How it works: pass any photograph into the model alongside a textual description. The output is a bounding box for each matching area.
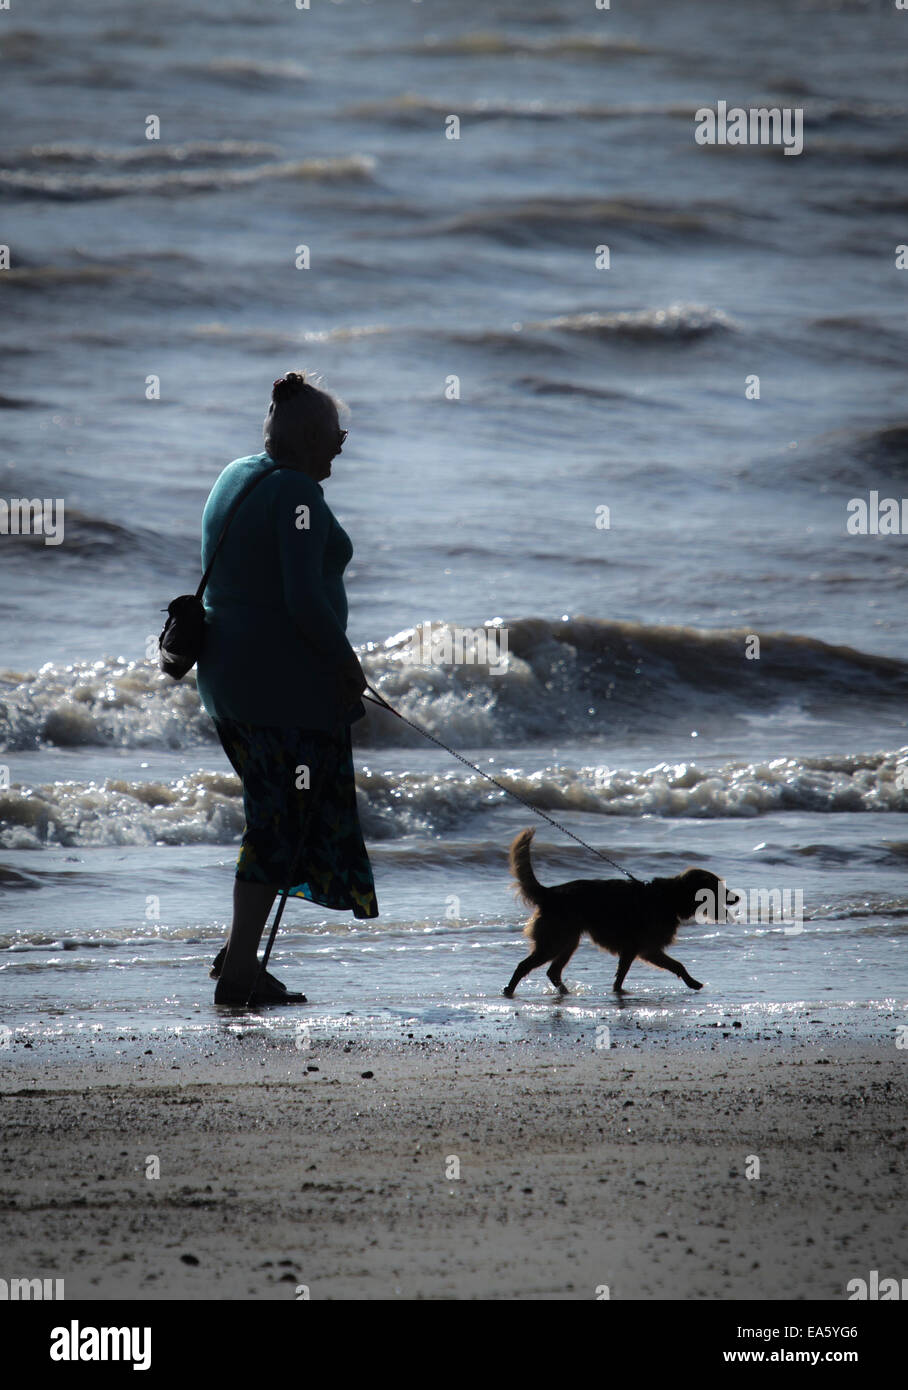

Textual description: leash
[244,683,641,1004]
[361,682,643,884]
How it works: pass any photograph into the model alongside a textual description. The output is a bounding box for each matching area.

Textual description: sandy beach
[2,1032,904,1301]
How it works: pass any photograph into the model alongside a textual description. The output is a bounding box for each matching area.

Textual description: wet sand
[1,1034,904,1300]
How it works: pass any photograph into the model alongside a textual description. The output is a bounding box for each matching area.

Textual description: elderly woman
[197,371,378,1006]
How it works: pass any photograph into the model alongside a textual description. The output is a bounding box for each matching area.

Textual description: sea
[1,0,906,1058]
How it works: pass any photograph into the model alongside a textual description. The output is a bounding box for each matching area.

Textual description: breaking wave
[1,617,906,754]
[2,746,906,852]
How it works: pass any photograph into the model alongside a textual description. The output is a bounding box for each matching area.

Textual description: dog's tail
[509,828,548,910]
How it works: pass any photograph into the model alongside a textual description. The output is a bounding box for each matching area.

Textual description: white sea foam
[2,746,905,851]
[1,617,906,755]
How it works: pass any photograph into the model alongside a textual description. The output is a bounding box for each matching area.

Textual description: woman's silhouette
[197,371,378,1005]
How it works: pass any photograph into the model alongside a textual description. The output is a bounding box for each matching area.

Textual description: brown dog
[502,828,739,997]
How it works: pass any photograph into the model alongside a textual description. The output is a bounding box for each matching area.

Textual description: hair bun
[272,371,307,403]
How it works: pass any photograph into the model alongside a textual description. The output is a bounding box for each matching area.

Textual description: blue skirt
[213,717,378,920]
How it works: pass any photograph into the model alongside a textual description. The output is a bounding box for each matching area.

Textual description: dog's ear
[672,867,717,917]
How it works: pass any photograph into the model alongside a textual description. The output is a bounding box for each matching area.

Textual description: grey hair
[263,370,342,463]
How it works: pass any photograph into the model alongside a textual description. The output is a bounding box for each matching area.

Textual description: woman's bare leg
[213,879,279,1001]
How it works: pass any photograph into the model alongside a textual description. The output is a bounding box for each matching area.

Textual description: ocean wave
[527,305,736,340]
[2,747,906,852]
[0,767,244,851]
[0,264,135,289]
[15,140,281,166]
[0,508,132,556]
[854,191,908,213]
[0,27,46,63]
[193,321,393,347]
[457,305,738,347]
[356,32,652,59]
[358,747,908,825]
[751,419,908,488]
[1,618,907,755]
[0,656,212,753]
[417,196,743,245]
[848,422,908,478]
[193,56,310,84]
[811,318,908,363]
[801,99,908,126]
[345,94,690,123]
[809,138,908,164]
[0,507,192,571]
[0,248,205,297]
[189,306,729,354]
[747,841,908,869]
[347,616,908,747]
[514,376,640,401]
[0,155,375,200]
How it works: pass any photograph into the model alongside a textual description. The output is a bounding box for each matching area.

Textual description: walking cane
[244,716,343,1007]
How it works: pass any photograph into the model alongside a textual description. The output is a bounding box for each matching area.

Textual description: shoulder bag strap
[195,461,285,600]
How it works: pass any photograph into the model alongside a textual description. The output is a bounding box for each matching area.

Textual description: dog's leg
[643,949,703,990]
[613,950,635,994]
[546,938,581,995]
[503,946,560,997]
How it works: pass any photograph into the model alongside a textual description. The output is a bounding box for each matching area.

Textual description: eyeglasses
[337,429,348,446]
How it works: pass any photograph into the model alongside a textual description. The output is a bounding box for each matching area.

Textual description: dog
[502,828,740,997]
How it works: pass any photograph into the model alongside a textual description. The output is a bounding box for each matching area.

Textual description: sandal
[214,977,308,1007]
[210,946,298,997]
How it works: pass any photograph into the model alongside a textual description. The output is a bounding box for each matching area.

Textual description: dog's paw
[687,978,704,990]
[502,986,514,998]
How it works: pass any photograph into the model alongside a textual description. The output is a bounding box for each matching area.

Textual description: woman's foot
[214,975,307,1007]
[210,947,298,998]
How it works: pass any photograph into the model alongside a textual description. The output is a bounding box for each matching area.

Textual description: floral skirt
[213,717,378,919]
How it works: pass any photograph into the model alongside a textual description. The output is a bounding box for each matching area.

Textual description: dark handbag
[159,462,284,679]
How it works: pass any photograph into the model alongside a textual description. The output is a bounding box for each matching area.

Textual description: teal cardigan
[196,452,362,730]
